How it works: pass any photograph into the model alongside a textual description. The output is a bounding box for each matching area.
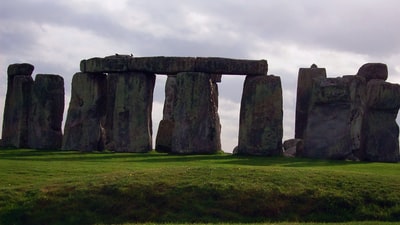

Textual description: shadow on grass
[0,148,371,168]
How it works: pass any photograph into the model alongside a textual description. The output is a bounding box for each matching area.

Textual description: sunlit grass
[0,149,399,225]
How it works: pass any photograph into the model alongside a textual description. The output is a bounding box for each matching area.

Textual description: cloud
[1,0,400,150]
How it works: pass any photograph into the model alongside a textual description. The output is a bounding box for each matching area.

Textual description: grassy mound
[0,149,399,225]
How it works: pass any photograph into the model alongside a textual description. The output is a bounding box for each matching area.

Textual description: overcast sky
[1,0,400,152]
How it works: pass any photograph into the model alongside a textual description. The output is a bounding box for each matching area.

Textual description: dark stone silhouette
[1,75,33,148]
[62,72,107,151]
[156,75,177,153]
[171,72,221,154]
[2,64,35,148]
[81,56,268,75]
[7,63,34,77]
[356,63,388,82]
[105,72,155,152]
[295,65,326,139]
[29,74,64,149]
[237,75,283,156]
[302,76,366,160]
[362,80,400,162]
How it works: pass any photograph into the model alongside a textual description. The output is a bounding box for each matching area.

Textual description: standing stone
[171,72,221,154]
[356,63,388,82]
[105,72,155,152]
[295,64,326,139]
[237,75,283,156]
[156,75,177,153]
[362,80,400,162]
[303,76,366,160]
[1,75,34,148]
[2,63,34,148]
[162,75,177,120]
[62,72,107,152]
[29,74,64,149]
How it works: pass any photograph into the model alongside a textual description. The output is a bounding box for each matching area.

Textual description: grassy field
[0,148,399,225]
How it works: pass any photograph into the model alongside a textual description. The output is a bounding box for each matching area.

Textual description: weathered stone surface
[1,75,33,148]
[303,76,366,160]
[129,57,196,74]
[62,72,107,151]
[105,72,155,152]
[81,56,268,75]
[356,63,388,82]
[171,72,221,154]
[283,139,303,157]
[237,75,283,156]
[7,63,34,77]
[295,65,326,139]
[162,75,177,120]
[28,74,64,149]
[194,57,268,75]
[362,80,400,162]
[155,119,174,153]
[80,54,133,73]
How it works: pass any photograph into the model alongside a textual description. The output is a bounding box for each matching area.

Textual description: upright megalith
[2,75,34,148]
[105,72,155,152]
[171,72,221,154]
[155,75,177,153]
[302,76,366,160]
[295,64,326,139]
[2,63,35,148]
[237,75,283,156]
[362,80,400,162]
[29,74,64,149]
[62,72,107,152]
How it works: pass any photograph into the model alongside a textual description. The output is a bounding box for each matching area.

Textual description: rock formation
[356,63,388,82]
[29,74,64,149]
[171,72,221,154]
[362,80,400,162]
[295,64,326,139]
[81,56,268,75]
[155,75,177,153]
[2,74,33,148]
[62,72,107,151]
[302,76,366,160]
[2,64,65,149]
[104,72,155,152]
[301,62,400,162]
[237,75,283,156]
[2,63,35,148]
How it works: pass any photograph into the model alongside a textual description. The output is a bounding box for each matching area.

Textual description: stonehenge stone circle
[2,56,399,162]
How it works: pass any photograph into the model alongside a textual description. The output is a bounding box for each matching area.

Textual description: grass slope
[0,148,399,225]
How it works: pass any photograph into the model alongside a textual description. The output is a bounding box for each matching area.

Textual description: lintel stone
[80,56,268,75]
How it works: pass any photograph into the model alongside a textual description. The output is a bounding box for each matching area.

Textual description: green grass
[0,148,399,225]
